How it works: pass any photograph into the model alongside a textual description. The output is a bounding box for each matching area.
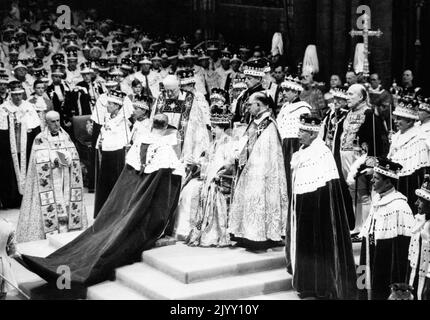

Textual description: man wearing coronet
[288,114,357,300]
[359,158,415,300]
[232,58,267,124]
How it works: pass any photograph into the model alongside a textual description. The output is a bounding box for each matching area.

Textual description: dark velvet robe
[70,81,105,191]
[320,111,355,230]
[46,82,72,131]
[360,236,411,300]
[93,148,126,218]
[0,126,41,209]
[21,166,182,290]
[287,139,357,300]
[292,180,358,299]
[232,83,264,124]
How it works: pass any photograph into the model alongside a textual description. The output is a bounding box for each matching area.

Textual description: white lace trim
[276,101,311,139]
[291,138,339,195]
[388,126,430,176]
[360,191,415,240]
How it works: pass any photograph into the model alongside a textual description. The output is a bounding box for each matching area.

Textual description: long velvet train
[21,166,181,287]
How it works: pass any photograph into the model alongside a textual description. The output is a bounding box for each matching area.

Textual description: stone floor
[2,191,362,300]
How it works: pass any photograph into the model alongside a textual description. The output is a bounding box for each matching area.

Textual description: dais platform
[11,232,362,300]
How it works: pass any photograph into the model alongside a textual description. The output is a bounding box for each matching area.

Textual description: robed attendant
[389,96,430,215]
[0,84,41,209]
[288,114,357,300]
[276,76,311,197]
[359,158,415,300]
[93,90,132,218]
[228,92,288,250]
[409,175,430,300]
[21,114,184,288]
[151,75,210,164]
[16,111,87,243]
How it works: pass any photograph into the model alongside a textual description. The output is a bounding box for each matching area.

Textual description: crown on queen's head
[210,106,233,126]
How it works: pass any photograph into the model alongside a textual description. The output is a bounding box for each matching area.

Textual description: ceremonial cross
[349,13,383,78]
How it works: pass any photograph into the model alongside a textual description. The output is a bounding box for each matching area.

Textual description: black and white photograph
[0,0,429,305]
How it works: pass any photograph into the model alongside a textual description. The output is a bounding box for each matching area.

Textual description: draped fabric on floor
[21,166,181,286]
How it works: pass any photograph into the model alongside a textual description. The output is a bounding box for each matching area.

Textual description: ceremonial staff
[0,272,30,300]
[122,95,130,161]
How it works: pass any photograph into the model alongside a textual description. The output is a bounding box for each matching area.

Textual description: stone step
[115,263,291,300]
[241,290,300,300]
[14,239,56,299]
[17,239,56,258]
[87,281,149,300]
[10,258,47,300]
[47,231,83,249]
[141,243,286,284]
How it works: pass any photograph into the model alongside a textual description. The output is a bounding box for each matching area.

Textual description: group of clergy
[0,5,429,301]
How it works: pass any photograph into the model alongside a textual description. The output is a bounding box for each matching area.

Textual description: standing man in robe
[71,62,106,192]
[232,58,267,124]
[359,158,415,300]
[22,114,183,287]
[368,73,392,152]
[300,66,326,119]
[10,61,34,100]
[409,175,430,300]
[0,74,10,105]
[288,114,357,299]
[388,96,430,215]
[0,83,41,209]
[276,76,311,198]
[228,92,288,250]
[17,111,87,243]
[151,75,210,164]
[46,66,72,135]
[93,90,131,218]
[340,84,387,239]
[418,97,430,143]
